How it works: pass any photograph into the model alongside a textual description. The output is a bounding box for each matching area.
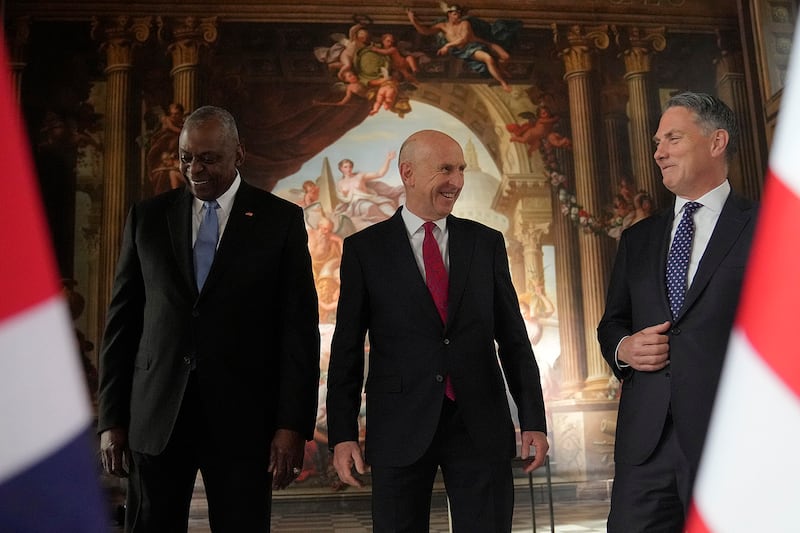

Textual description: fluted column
[716,30,763,200]
[7,17,30,104]
[517,220,549,293]
[92,16,151,336]
[554,24,616,394]
[602,82,631,195]
[550,172,587,397]
[615,26,668,209]
[157,16,218,113]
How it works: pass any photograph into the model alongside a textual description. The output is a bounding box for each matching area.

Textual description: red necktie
[423,222,455,400]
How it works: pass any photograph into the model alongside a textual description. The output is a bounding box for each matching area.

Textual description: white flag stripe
[692,329,800,532]
[0,296,93,485]
[769,32,800,196]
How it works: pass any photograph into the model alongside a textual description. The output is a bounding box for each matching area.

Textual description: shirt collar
[401,205,447,235]
[674,179,730,216]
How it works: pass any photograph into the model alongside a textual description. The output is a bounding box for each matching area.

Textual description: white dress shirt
[191,173,242,247]
[669,179,730,287]
[400,206,450,279]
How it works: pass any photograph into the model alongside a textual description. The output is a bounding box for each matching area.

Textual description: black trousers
[607,415,693,533]
[370,398,514,533]
[125,375,272,532]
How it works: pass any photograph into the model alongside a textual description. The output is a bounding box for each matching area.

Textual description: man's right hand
[100,427,130,477]
[618,320,672,372]
[333,441,368,488]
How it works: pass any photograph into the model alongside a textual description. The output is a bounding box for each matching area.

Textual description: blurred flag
[685,21,800,533]
[0,35,109,531]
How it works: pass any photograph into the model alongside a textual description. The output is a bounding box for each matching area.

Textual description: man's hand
[100,427,130,477]
[269,429,304,490]
[333,441,368,488]
[519,431,549,474]
[618,321,672,371]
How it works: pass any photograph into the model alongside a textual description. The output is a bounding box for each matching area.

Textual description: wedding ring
[292,467,302,475]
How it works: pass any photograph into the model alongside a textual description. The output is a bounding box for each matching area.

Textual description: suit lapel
[384,210,443,324]
[654,209,675,319]
[681,193,752,318]
[201,181,258,293]
[167,189,196,293]
[446,215,474,329]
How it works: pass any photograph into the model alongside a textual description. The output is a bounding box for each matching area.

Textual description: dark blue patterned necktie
[194,200,219,290]
[666,201,702,318]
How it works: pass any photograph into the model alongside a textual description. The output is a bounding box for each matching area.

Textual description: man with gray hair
[598,92,758,532]
[97,106,320,531]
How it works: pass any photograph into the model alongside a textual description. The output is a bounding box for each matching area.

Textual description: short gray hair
[183,105,240,143]
[663,92,738,161]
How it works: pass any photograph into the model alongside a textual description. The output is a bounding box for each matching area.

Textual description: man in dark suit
[97,106,320,531]
[598,92,758,532]
[326,129,549,532]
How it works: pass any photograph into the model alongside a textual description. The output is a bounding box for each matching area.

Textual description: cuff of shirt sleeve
[615,336,631,369]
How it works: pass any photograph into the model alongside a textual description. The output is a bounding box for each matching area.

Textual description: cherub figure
[312,69,370,107]
[146,103,186,194]
[369,69,401,115]
[314,21,373,78]
[407,3,519,92]
[369,32,421,84]
[506,105,572,154]
[149,151,183,195]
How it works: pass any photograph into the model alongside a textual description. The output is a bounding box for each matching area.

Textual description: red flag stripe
[736,171,800,399]
[685,504,711,533]
[0,39,60,322]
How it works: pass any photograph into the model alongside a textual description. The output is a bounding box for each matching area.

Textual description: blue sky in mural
[277,100,501,194]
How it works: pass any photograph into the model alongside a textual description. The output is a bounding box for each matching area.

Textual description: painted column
[553,24,616,394]
[7,17,30,104]
[91,16,151,337]
[157,16,218,113]
[716,29,763,200]
[602,83,632,198]
[549,148,587,397]
[616,26,668,209]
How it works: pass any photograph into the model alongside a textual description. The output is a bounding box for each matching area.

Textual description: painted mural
[16,1,740,496]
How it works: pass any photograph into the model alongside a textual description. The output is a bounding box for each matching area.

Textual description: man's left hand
[519,430,549,474]
[269,429,304,490]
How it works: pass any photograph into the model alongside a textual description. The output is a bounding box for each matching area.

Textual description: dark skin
[99,115,305,490]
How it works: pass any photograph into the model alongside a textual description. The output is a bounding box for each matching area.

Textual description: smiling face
[399,130,465,221]
[179,117,243,201]
[653,105,727,200]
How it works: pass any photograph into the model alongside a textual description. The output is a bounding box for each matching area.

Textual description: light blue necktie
[194,200,219,290]
[666,201,702,318]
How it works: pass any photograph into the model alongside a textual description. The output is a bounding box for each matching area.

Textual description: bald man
[326,129,549,532]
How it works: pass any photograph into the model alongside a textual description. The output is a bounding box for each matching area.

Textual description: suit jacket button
[443,338,450,345]
[183,355,192,365]
[435,374,444,383]
[671,327,681,335]
[192,310,200,317]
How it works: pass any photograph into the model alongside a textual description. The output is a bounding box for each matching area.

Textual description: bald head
[398,129,465,221]
[398,129,460,168]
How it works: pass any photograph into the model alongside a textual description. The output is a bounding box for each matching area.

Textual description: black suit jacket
[97,181,320,456]
[326,209,547,467]
[597,191,757,470]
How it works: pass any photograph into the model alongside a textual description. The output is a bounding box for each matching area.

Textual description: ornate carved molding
[157,16,219,68]
[552,24,610,74]
[613,25,666,75]
[91,16,152,68]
